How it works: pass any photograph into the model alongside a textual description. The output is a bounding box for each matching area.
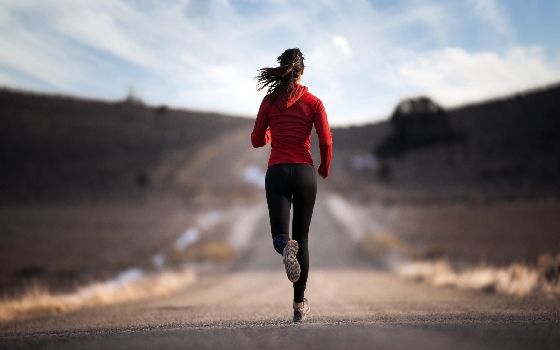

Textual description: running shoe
[283,239,300,282]
[293,298,310,322]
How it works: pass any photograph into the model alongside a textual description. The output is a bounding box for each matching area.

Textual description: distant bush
[374,96,462,158]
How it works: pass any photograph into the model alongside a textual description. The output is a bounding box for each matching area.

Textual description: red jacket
[251,84,332,177]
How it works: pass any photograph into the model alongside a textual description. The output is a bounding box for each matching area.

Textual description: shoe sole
[293,305,310,322]
[284,240,300,283]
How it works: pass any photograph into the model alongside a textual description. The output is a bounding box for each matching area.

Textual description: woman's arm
[251,96,271,148]
[314,100,332,178]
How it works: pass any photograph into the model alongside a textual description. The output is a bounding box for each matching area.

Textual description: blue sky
[1,0,559,126]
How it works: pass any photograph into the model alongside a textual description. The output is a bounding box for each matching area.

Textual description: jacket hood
[274,84,308,109]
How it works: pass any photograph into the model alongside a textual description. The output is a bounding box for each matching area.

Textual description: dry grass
[359,231,560,297]
[358,231,419,266]
[0,199,196,293]
[0,268,196,322]
[396,261,538,296]
[395,254,560,297]
[170,241,236,264]
[380,200,560,266]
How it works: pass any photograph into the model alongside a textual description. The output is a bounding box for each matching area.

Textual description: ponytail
[255,48,305,95]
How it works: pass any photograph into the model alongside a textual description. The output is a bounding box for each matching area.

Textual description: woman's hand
[318,164,329,179]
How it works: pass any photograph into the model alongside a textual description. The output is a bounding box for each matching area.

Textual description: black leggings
[265,163,317,303]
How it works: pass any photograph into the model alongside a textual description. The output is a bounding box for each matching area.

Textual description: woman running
[251,48,332,322]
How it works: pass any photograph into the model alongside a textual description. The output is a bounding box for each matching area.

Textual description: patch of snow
[351,154,378,170]
[76,268,144,299]
[244,165,266,188]
[152,252,166,269]
[174,228,200,251]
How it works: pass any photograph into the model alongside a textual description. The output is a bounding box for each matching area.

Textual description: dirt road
[1,193,559,349]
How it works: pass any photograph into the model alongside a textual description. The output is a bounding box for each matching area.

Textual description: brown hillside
[0,89,254,203]
[329,83,560,203]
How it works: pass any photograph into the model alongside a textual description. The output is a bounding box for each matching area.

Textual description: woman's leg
[291,164,317,303]
[265,164,317,303]
[265,165,292,255]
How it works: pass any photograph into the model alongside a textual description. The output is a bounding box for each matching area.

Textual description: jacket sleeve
[251,96,271,148]
[313,99,333,177]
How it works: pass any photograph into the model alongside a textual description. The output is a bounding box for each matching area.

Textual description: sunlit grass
[396,260,541,296]
[0,268,196,322]
[359,231,560,297]
[358,231,419,264]
[170,241,236,264]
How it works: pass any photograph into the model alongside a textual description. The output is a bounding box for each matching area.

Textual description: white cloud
[467,0,513,36]
[0,0,558,125]
[331,36,352,57]
[0,13,81,90]
[52,3,157,68]
[395,46,560,107]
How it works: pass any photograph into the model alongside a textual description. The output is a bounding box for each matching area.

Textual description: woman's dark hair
[255,48,305,94]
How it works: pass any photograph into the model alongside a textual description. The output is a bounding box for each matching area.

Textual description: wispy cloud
[0,0,558,125]
[466,0,513,36]
[396,46,558,105]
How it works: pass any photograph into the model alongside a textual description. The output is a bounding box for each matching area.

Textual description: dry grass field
[0,196,194,294]
[382,199,560,266]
